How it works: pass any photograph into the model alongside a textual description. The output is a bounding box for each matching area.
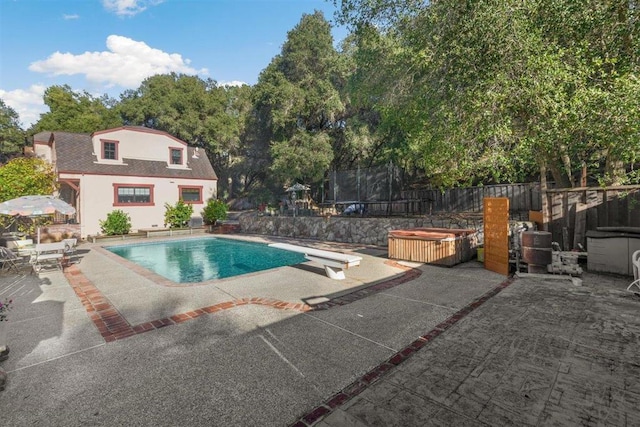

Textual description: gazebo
[285,183,311,216]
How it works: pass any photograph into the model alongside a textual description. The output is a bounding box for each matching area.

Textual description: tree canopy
[0,99,25,164]
[31,85,121,134]
[8,1,639,203]
[119,74,228,151]
[336,0,640,187]
[251,11,344,185]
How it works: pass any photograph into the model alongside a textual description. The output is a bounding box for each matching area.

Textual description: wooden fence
[392,183,639,252]
[401,183,541,217]
[544,185,640,250]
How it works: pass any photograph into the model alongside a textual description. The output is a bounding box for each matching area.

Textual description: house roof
[37,129,218,180]
[93,126,189,146]
[33,131,54,145]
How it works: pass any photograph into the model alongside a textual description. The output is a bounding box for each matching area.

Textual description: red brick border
[64,265,315,342]
[64,260,419,343]
[64,259,510,426]
[289,277,514,427]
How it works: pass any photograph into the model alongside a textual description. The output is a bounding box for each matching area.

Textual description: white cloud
[0,85,47,128]
[102,0,164,17]
[28,35,208,89]
[63,14,79,20]
[219,80,248,87]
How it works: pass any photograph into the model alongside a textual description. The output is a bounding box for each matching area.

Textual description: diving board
[268,243,362,280]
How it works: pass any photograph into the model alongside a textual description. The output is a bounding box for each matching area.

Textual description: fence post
[540,165,550,231]
[357,165,361,202]
[387,161,393,215]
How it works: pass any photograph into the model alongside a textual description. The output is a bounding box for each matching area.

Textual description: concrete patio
[0,236,638,426]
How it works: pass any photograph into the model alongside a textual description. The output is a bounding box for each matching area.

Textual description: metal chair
[62,238,77,265]
[0,247,20,273]
[628,250,640,293]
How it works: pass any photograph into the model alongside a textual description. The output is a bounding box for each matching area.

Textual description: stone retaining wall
[239,214,483,246]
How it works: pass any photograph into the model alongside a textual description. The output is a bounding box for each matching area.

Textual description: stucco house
[33,126,218,238]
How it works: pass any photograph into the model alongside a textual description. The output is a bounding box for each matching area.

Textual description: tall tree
[341,26,420,170]
[252,11,345,185]
[215,84,254,199]
[31,85,122,134]
[327,34,385,170]
[0,99,25,164]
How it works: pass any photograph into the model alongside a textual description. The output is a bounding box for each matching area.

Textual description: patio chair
[0,247,20,273]
[627,250,640,293]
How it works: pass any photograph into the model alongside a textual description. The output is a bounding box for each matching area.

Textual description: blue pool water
[106,238,307,283]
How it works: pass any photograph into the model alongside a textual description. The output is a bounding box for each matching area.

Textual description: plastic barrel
[521,231,552,274]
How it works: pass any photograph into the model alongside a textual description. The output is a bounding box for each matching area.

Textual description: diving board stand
[268,243,362,280]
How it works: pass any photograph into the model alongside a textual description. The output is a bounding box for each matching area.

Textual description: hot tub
[388,228,478,266]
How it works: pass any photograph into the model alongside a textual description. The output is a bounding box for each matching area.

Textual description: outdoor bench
[268,243,362,280]
[31,242,66,273]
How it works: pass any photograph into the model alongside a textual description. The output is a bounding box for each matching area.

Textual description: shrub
[164,200,193,228]
[100,210,131,235]
[202,199,228,225]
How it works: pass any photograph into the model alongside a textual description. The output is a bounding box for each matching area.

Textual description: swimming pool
[106,237,307,283]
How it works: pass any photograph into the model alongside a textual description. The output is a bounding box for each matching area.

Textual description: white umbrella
[285,183,310,192]
[0,195,76,243]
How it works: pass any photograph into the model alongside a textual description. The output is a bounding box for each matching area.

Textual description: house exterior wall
[92,128,189,168]
[34,143,53,163]
[40,128,218,238]
[61,172,216,237]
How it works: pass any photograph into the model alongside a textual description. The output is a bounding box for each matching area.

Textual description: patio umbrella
[285,183,310,192]
[0,195,76,243]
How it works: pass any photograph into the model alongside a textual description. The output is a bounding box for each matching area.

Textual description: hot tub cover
[388,228,477,241]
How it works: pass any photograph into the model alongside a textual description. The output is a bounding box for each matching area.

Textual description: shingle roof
[39,129,217,180]
[33,131,54,144]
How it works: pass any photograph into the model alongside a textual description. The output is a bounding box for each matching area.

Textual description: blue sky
[0,0,348,127]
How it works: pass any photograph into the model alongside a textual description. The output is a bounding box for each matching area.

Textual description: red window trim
[169,147,183,165]
[101,139,119,160]
[113,183,155,207]
[178,185,203,204]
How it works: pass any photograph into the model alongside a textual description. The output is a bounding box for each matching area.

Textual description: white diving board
[268,243,362,280]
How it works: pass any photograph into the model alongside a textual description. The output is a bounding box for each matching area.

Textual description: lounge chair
[628,250,640,293]
[0,247,20,273]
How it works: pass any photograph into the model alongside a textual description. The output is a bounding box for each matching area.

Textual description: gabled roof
[33,131,56,145]
[36,129,217,180]
[92,126,189,146]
